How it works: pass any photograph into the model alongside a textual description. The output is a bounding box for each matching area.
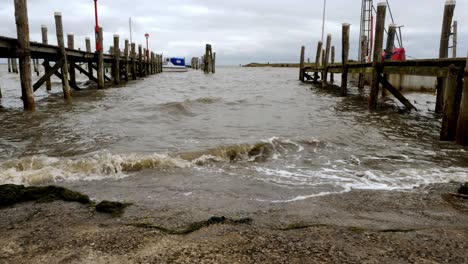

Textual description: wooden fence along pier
[299,1,467,146]
[0,0,163,111]
[190,44,216,73]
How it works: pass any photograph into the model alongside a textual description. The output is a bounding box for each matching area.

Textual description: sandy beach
[1,182,467,263]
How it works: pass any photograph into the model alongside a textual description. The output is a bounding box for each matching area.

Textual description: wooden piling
[41,25,51,91]
[455,58,468,145]
[85,37,93,81]
[15,0,35,110]
[382,24,397,97]
[436,0,456,113]
[440,64,463,141]
[67,33,77,87]
[12,58,18,73]
[341,24,350,96]
[204,44,212,74]
[299,46,305,81]
[452,21,457,58]
[368,2,386,109]
[113,35,120,85]
[358,35,368,88]
[7,58,11,73]
[322,34,332,88]
[54,12,71,99]
[97,27,104,89]
[330,46,335,83]
[138,45,143,78]
[131,43,136,80]
[212,52,216,74]
[33,58,39,76]
[124,39,129,81]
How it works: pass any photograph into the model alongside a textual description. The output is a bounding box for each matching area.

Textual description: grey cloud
[0,0,466,64]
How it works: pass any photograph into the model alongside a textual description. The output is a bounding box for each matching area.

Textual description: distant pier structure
[0,0,163,111]
[191,44,216,73]
[298,0,467,146]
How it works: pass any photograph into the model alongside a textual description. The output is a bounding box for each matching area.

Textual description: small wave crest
[0,152,190,186]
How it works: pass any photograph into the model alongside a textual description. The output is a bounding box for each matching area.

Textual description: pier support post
[358,36,368,88]
[440,64,463,141]
[314,41,323,83]
[452,21,457,58]
[85,37,93,80]
[67,33,77,87]
[113,35,120,85]
[33,58,39,76]
[54,12,71,99]
[8,58,12,73]
[299,46,305,81]
[455,58,468,145]
[97,27,104,89]
[204,44,213,74]
[436,0,456,113]
[322,34,331,88]
[368,3,386,110]
[131,43,136,80]
[41,25,52,91]
[14,0,35,110]
[138,45,143,78]
[123,39,129,81]
[382,24,397,97]
[212,52,216,74]
[341,23,350,96]
[12,58,19,74]
[330,46,335,83]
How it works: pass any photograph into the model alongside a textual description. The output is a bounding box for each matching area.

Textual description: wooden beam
[440,64,463,141]
[73,62,98,83]
[322,34,331,88]
[455,57,468,145]
[33,59,64,92]
[341,24,350,96]
[377,74,417,111]
[54,12,71,99]
[299,46,305,81]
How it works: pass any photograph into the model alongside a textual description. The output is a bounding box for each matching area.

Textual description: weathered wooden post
[436,0,456,113]
[54,12,72,99]
[97,27,104,89]
[322,34,332,88]
[123,39,129,81]
[33,58,39,76]
[7,58,12,73]
[40,25,52,91]
[358,35,368,88]
[341,23,350,96]
[131,43,136,80]
[113,35,120,85]
[452,21,457,58]
[440,64,462,141]
[321,50,325,81]
[299,46,305,81]
[368,3,386,109]
[212,52,216,74]
[15,0,35,110]
[382,24,397,97]
[67,33,77,87]
[455,57,468,145]
[12,58,19,73]
[85,37,93,81]
[330,46,335,83]
[204,44,212,74]
[138,45,143,78]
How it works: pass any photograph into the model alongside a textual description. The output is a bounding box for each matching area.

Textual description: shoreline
[1,182,467,263]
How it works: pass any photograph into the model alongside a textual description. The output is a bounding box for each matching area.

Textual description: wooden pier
[299,1,467,145]
[1,0,163,111]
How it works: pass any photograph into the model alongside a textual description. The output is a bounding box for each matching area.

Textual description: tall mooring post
[124,39,129,81]
[358,35,368,88]
[382,24,397,97]
[138,45,143,78]
[440,64,463,141]
[204,44,212,74]
[330,46,335,83]
[85,37,93,80]
[322,34,332,88]
[436,0,456,113]
[341,24,350,96]
[97,27,104,89]
[131,43,136,80]
[41,25,52,91]
[67,33,77,87]
[368,2,386,110]
[14,0,35,110]
[113,35,120,85]
[299,46,305,81]
[7,58,12,73]
[455,57,468,145]
[54,12,71,99]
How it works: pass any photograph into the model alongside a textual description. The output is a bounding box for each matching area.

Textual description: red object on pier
[94,0,100,52]
[382,48,406,62]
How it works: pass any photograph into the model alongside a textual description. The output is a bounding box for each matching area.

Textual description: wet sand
[1,182,467,263]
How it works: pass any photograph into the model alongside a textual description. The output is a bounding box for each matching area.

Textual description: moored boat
[163,57,188,72]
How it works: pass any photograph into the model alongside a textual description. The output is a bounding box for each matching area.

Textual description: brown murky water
[0,65,467,211]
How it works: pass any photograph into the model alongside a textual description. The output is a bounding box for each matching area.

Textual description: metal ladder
[359,0,373,63]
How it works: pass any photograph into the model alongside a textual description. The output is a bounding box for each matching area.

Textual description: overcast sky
[0,0,466,65]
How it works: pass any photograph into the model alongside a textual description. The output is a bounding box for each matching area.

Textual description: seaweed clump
[0,184,90,208]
